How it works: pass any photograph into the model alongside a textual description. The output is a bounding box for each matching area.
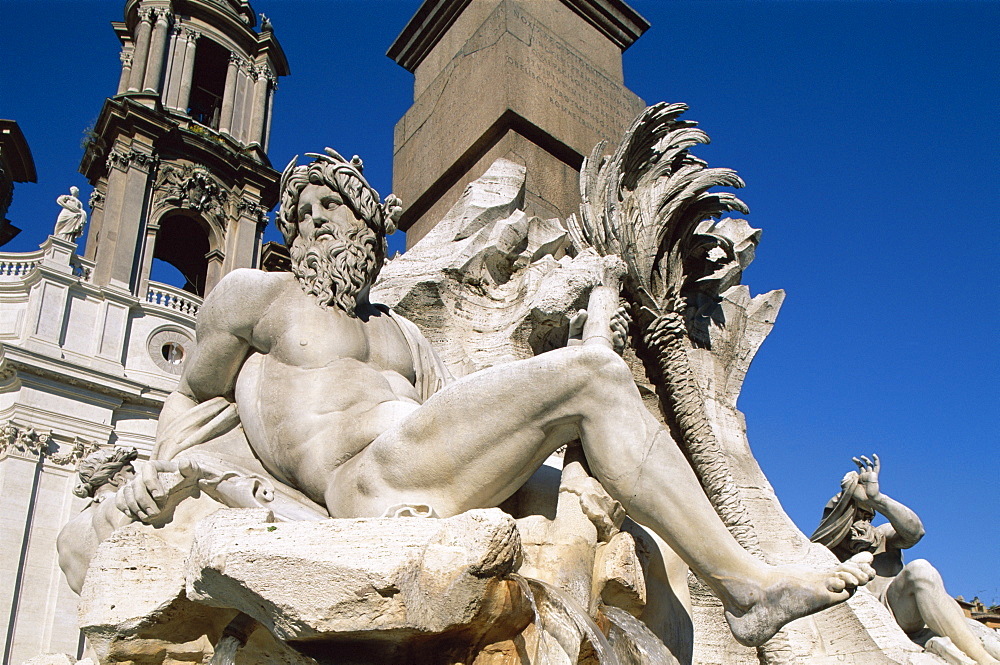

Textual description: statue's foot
[724,552,875,647]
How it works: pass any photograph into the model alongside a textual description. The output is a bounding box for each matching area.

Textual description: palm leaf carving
[570,102,761,554]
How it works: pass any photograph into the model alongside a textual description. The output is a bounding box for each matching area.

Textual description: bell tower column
[176,28,199,112]
[142,8,172,94]
[219,53,240,136]
[117,46,134,94]
[127,8,154,92]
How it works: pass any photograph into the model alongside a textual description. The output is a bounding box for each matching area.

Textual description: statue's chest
[266,306,415,380]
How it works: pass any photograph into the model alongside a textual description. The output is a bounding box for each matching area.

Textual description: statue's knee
[574,344,631,387]
[904,559,942,588]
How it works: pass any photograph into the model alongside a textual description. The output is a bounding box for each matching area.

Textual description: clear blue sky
[1,1,997,603]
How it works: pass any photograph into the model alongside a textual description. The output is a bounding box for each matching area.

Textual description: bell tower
[79,0,288,297]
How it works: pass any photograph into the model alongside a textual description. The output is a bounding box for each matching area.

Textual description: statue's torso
[235,277,423,502]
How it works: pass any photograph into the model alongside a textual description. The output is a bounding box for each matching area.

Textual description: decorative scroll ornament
[568,102,761,554]
[155,163,230,229]
[88,188,105,209]
[0,421,52,458]
[106,148,158,173]
[49,437,101,467]
[106,148,130,172]
[0,421,99,466]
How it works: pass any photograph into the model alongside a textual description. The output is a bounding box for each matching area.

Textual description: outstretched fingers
[853,455,877,473]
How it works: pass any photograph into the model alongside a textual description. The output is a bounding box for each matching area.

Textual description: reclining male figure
[120,150,875,648]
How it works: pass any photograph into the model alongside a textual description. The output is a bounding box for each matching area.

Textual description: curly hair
[277,149,399,251]
[74,447,138,498]
[276,149,402,314]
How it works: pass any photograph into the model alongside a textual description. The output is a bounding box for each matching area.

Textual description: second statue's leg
[887,561,999,664]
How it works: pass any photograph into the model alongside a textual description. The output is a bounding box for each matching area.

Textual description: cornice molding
[388,0,648,73]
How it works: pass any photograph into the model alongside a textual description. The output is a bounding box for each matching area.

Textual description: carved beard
[289,223,380,315]
[848,519,883,553]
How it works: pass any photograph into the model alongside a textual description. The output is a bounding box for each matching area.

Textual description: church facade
[0,1,286,662]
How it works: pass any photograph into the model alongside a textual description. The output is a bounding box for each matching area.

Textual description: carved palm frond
[571,103,762,556]
[572,102,748,315]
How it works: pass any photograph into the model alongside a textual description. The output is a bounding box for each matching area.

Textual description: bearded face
[288,183,383,315]
[848,518,883,553]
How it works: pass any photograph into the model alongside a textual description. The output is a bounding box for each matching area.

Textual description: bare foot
[724,552,875,647]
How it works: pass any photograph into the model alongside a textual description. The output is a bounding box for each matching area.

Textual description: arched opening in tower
[187,38,229,130]
[151,213,210,296]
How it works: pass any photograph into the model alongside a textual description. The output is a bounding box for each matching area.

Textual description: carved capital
[152,7,172,24]
[120,48,134,66]
[237,198,267,225]
[228,53,242,67]
[88,189,106,209]
[0,421,52,460]
[184,27,199,43]
[48,437,101,467]
[129,149,159,173]
[137,7,155,24]
[106,148,130,172]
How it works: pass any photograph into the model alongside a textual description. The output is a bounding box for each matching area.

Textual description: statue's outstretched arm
[853,454,925,549]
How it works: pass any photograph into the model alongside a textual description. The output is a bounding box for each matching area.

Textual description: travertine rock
[186,508,525,641]
[373,157,608,376]
[593,531,646,617]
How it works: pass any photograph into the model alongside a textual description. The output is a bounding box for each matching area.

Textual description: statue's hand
[568,309,587,344]
[569,306,630,354]
[851,454,881,507]
[610,305,631,356]
[114,458,204,523]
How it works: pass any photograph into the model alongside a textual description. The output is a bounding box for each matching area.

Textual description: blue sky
[1,1,997,602]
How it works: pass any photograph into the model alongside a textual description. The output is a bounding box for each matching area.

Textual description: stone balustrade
[145,281,202,317]
[0,249,43,279]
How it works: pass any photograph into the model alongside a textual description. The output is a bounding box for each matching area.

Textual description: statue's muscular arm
[153,269,285,460]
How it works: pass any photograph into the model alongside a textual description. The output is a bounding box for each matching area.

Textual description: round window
[147,328,193,375]
[161,342,184,365]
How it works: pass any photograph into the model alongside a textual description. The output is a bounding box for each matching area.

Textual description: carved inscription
[504,5,638,140]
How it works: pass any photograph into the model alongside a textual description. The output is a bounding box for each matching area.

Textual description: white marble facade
[0,236,196,664]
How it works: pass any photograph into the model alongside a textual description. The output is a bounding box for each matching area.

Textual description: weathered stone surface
[186,508,524,641]
[374,157,611,376]
[593,531,646,617]
[77,523,187,657]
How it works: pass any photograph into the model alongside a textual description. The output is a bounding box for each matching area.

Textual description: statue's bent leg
[327,343,873,646]
[887,560,999,664]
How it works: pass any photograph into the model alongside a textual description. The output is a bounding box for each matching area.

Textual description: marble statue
[57,447,139,594]
[111,147,876,651]
[54,186,87,241]
[812,455,1000,665]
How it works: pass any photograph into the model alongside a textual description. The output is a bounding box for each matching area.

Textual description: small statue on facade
[53,186,87,241]
[812,455,1000,664]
